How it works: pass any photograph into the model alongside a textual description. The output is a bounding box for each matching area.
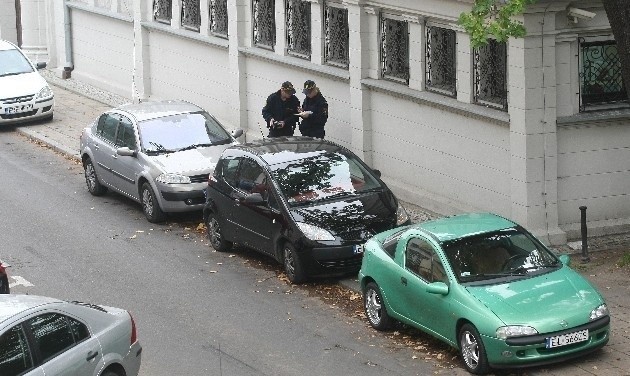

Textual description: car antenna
[257,122,266,140]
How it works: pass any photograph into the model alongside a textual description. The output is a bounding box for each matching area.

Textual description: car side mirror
[36,62,47,70]
[372,169,381,178]
[232,129,244,139]
[558,254,570,266]
[116,147,136,157]
[426,281,449,295]
[244,192,264,205]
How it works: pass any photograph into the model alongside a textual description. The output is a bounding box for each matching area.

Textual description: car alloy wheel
[459,324,489,374]
[83,158,107,196]
[141,182,165,223]
[206,213,232,252]
[363,282,392,330]
[283,243,305,284]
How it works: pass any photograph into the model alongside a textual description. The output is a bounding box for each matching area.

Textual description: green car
[358,213,610,374]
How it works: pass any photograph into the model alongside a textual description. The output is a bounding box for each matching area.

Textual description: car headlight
[590,304,609,321]
[35,85,53,100]
[396,203,409,225]
[496,325,538,340]
[155,173,191,184]
[296,222,335,241]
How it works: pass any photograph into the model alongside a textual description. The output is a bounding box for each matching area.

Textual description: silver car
[0,294,141,376]
[80,100,243,222]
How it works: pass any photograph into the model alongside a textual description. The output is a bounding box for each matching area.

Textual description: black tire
[459,323,490,375]
[206,212,232,252]
[101,371,119,376]
[84,158,107,196]
[141,182,165,223]
[363,282,393,330]
[283,243,306,284]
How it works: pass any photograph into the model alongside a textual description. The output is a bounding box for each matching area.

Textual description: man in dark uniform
[298,80,328,139]
[262,81,300,138]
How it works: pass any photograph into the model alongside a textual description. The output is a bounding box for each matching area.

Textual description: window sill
[362,79,510,125]
[239,47,350,81]
[66,1,133,23]
[557,108,630,126]
[141,22,229,50]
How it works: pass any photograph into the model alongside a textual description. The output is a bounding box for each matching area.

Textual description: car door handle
[401,277,407,286]
[94,145,99,150]
[234,198,240,206]
[86,350,99,361]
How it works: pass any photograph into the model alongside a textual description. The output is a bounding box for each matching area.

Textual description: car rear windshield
[138,111,231,154]
[0,49,34,77]
[270,150,383,206]
[442,227,560,284]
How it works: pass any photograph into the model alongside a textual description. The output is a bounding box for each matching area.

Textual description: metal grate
[181,0,201,32]
[210,0,228,38]
[380,16,409,84]
[324,3,349,68]
[473,39,508,111]
[153,0,172,24]
[1,95,35,104]
[579,38,628,111]
[286,0,311,59]
[426,26,456,97]
[253,0,276,50]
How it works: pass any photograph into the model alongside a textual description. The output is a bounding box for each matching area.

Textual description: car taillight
[129,312,137,345]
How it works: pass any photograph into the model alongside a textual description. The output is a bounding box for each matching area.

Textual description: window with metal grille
[380,15,409,84]
[153,0,172,24]
[426,26,456,97]
[210,0,228,38]
[286,0,311,59]
[473,39,507,111]
[181,0,201,31]
[253,0,275,50]
[579,38,628,111]
[324,2,348,69]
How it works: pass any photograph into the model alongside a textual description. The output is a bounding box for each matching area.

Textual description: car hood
[147,144,231,175]
[466,267,605,332]
[0,72,47,98]
[289,191,397,242]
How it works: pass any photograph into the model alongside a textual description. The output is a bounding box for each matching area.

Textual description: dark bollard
[579,206,589,262]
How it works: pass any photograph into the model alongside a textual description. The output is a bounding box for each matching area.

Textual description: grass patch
[617,251,630,268]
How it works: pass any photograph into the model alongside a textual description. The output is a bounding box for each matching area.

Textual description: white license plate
[4,104,33,114]
[546,329,589,348]
[353,244,364,255]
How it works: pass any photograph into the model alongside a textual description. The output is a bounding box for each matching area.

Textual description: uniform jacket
[300,92,328,131]
[262,91,300,136]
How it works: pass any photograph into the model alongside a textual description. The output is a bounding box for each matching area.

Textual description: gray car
[0,294,141,376]
[80,100,243,222]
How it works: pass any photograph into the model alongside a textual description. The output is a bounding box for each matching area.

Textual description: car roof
[412,213,516,243]
[0,295,63,323]
[114,100,204,122]
[0,40,18,51]
[227,136,345,165]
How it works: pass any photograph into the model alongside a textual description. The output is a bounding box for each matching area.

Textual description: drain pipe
[62,1,74,79]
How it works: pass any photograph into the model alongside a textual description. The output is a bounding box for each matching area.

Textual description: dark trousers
[299,126,325,139]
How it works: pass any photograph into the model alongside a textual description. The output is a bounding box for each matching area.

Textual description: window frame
[323,1,349,69]
[425,25,457,97]
[252,0,276,50]
[285,0,312,60]
[473,38,508,111]
[153,0,172,25]
[379,13,410,85]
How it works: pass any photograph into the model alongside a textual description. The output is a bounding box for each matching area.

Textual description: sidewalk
[14,73,630,376]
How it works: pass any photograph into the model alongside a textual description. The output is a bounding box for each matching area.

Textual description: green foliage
[458,0,538,48]
[618,251,630,268]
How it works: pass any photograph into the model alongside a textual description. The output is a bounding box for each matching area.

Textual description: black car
[203,136,410,283]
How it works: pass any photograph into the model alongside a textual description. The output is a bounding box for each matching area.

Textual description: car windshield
[138,111,231,154]
[442,227,560,284]
[270,151,383,206]
[0,49,34,77]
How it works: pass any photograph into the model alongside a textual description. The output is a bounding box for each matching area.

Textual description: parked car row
[78,101,610,374]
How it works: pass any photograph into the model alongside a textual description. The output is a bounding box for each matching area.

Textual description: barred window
[286,0,311,59]
[579,38,628,111]
[253,0,275,50]
[426,26,456,97]
[324,2,348,68]
[181,0,201,31]
[153,0,172,24]
[210,0,228,38]
[474,39,507,111]
[380,15,409,84]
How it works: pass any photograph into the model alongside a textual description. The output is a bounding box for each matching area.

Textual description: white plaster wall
[146,32,231,123]
[69,9,133,97]
[369,91,512,216]
[0,0,18,44]
[557,123,630,225]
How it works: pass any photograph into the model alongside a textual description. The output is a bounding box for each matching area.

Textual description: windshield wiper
[178,143,215,152]
[510,263,559,274]
[0,72,23,77]
[145,149,176,155]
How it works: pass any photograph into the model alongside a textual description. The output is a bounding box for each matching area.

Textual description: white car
[0,295,142,376]
[0,40,54,124]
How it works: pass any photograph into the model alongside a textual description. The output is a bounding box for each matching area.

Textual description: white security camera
[567,7,596,23]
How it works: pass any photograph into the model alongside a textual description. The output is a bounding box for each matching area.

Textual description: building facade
[34,0,630,243]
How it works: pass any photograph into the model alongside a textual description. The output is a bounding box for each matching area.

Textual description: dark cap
[303,80,317,94]
[281,81,296,94]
